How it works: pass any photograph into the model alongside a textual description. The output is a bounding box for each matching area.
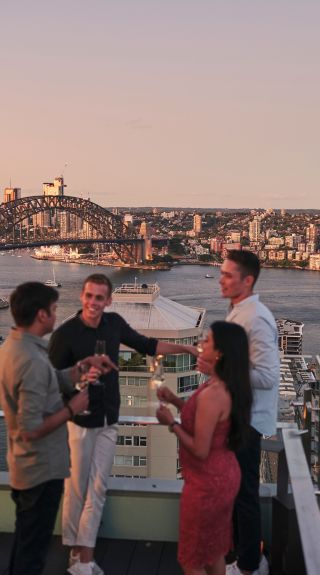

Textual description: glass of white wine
[149,354,167,407]
[149,354,165,390]
[93,340,106,386]
[95,340,106,356]
[196,328,209,354]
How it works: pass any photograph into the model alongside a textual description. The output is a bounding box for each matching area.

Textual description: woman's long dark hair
[210,321,252,450]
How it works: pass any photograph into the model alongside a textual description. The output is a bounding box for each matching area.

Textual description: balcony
[1,419,320,574]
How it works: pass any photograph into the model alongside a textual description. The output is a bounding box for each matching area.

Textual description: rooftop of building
[277,318,305,330]
[109,282,205,332]
[1,420,320,574]
[0,533,182,575]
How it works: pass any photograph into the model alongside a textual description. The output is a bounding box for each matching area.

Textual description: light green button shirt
[0,329,74,489]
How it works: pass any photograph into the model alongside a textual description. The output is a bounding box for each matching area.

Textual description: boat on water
[45,267,61,288]
[0,297,9,310]
[205,274,214,278]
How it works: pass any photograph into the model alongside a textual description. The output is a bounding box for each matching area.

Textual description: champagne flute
[150,355,166,406]
[150,354,164,389]
[196,328,208,354]
[95,340,106,356]
[92,340,106,386]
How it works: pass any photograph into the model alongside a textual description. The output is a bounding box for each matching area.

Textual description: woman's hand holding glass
[156,385,175,405]
[156,403,175,427]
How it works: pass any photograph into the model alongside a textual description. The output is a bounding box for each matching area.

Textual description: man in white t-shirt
[199,250,279,575]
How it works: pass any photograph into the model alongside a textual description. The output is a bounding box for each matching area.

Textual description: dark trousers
[234,426,262,573]
[9,479,64,575]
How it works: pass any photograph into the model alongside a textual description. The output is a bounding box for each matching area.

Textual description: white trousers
[63,421,118,547]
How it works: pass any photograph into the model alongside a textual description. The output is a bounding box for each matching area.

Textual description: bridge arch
[0,195,142,263]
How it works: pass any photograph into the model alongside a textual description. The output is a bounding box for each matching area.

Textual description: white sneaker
[67,560,104,575]
[226,562,242,574]
[257,555,269,575]
[67,562,93,575]
[92,562,104,575]
[226,555,269,575]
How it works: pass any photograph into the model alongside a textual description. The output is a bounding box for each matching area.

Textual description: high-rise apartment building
[40,177,66,228]
[193,214,202,235]
[306,223,317,241]
[3,187,21,203]
[249,216,261,242]
[230,231,241,243]
[210,238,223,253]
[42,176,66,196]
[139,221,149,238]
[309,254,320,270]
[124,214,133,226]
[277,319,304,355]
[108,282,205,479]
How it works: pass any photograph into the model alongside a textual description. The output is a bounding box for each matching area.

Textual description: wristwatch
[168,420,180,433]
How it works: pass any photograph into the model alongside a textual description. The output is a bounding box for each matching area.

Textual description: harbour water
[0,253,320,356]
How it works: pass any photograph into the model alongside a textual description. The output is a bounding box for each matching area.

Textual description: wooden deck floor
[0,534,183,575]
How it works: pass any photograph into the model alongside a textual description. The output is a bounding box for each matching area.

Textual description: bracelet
[168,421,179,433]
[66,403,74,420]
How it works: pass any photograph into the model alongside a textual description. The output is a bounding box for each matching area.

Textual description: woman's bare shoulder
[199,380,231,413]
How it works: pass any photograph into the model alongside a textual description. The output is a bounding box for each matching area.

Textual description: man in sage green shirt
[0,282,115,575]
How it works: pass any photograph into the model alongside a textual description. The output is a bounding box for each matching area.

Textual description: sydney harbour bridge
[0,195,146,264]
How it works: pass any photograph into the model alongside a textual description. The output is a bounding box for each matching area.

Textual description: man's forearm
[21,406,72,441]
[156,342,197,356]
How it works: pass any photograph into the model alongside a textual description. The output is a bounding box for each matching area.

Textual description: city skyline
[1,1,320,209]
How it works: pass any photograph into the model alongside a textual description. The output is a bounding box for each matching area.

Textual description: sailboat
[45,266,61,287]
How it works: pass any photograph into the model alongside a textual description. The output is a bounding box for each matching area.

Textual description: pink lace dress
[178,383,241,569]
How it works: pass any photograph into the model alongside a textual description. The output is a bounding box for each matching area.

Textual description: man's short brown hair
[82,274,113,296]
[226,250,260,286]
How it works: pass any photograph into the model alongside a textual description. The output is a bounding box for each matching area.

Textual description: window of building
[114,455,147,467]
[164,354,197,372]
[160,336,198,345]
[117,435,147,447]
[119,376,148,386]
[121,394,148,407]
[134,436,147,446]
[119,351,146,369]
[178,374,200,393]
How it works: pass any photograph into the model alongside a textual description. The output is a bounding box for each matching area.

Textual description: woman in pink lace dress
[156,321,252,575]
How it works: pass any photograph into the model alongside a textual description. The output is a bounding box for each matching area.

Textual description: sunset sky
[1,1,319,209]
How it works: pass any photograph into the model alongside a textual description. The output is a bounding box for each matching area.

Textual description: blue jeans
[234,426,262,572]
[10,479,64,575]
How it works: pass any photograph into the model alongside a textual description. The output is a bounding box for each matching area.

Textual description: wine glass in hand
[93,340,106,385]
[196,328,209,354]
[95,340,106,356]
[150,355,167,406]
[150,355,165,390]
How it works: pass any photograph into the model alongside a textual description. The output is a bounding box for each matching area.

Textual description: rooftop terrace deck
[0,535,182,575]
[1,421,320,574]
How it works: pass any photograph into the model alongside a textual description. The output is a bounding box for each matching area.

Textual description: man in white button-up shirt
[220,250,279,575]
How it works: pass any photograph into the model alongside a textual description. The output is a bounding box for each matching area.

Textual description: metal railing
[263,422,320,575]
[1,412,320,572]
[119,364,197,373]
